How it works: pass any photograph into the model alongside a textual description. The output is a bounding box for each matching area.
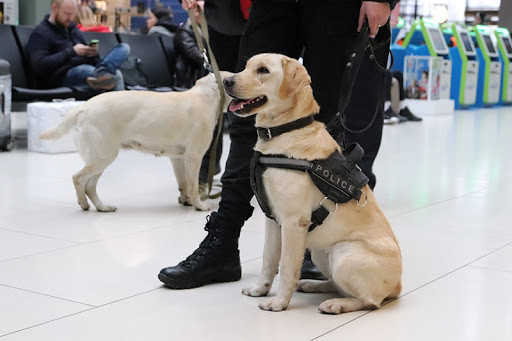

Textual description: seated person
[384,69,422,123]
[145,6,178,37]
[27,0,130,91]
[173,8,208,89]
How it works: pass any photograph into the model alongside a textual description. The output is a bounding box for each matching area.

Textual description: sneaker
[86,74,116,90]
[399,106,422,121]
[158,216,241,289]
[384,108,399,125]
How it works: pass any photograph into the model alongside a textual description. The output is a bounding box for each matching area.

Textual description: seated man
[27,0,129,91]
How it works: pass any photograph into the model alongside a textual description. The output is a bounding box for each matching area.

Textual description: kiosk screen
[460,31,475,55]
[502,36,512,56]
[482,34,498,57]
[428,28,449,55]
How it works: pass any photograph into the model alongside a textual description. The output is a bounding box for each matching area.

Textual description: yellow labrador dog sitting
[224,53,402,314]
[40,72,232,212]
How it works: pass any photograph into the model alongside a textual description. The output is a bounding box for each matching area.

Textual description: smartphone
[89,39,99,46]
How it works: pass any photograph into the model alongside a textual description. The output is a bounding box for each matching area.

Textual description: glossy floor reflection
[1,106,511,340]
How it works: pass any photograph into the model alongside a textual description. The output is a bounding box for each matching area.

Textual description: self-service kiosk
[494,27,512,104]
[402,19,452,99]
[471,25,502,106]
[448,24,479,108]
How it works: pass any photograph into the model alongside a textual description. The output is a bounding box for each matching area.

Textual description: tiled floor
[1,106,511,340]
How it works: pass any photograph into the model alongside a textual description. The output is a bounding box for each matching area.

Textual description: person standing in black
[176,0,249,191]
[159,0,395,289]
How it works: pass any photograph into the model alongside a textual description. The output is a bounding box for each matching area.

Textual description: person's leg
[342,25,391,190]
[392,70,406,101]
[87,43,130,90]
[299,0,361,280]
[112,70,125,91]
[94,43,130,76]
[390,77,401,114]
[159,0,303,289]
[61,64,96,88]
[392,70,422,121]
[300,0,361,129]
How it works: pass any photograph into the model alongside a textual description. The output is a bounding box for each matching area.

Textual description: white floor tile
[0,229,77,261]
[316,266,512,341]
[0,286,91,337]
[0,277,365,341]
[0,222,264,306]
[471,243,512,272]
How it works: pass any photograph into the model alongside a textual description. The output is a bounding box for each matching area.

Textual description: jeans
[62,43,130,91]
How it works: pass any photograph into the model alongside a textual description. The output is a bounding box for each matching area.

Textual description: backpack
[119,56,150,88]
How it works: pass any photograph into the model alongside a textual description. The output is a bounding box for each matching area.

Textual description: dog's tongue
[229,99,250,112]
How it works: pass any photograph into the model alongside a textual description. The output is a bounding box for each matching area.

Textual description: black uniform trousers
[215,0,390,232]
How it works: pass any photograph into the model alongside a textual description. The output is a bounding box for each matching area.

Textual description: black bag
[119,56,150,88]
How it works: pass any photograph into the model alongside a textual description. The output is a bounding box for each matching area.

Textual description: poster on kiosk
[0,0,18,25]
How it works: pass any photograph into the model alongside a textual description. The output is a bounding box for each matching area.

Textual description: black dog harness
[250,118,369,232]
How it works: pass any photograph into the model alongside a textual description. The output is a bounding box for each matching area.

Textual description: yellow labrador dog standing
[224,53,402,314]
[40,72,232,212]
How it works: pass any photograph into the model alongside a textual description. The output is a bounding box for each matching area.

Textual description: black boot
[158,216,241,289]
[300,249,327,280]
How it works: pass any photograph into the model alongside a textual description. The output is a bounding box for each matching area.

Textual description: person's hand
[358,1,391,38]
[181,0,198,10]
[85,45,99,57]
[73,43,90,56]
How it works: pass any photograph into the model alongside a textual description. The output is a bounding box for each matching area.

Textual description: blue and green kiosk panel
[471,25,502,106]
[447,24,479,108]
[495,27,512,103]
[402,18,452,99]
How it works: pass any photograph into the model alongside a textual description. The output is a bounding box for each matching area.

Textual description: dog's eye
[257,67,269,74]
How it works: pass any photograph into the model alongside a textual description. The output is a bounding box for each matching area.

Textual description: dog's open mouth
[228,95,267,114]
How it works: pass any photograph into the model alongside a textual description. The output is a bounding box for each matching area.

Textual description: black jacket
[204,0,247,36]
[173,23,208,88]
[27,15,99,89]
[178,0,246,36]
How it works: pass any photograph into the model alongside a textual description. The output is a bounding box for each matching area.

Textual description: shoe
[86,74,116,90]
[395,112,408,123]
[383,108,399,125]
[300,250,327,280]
[399,106,422,121]
[158,216,241,289]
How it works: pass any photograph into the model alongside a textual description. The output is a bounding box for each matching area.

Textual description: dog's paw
[193,201,212,211]
[318,299,346,315]
[242,283,270,297]
[258,297,288,312]
[178,196,191,206]
[78,201,90,211]
[97,205,117,213]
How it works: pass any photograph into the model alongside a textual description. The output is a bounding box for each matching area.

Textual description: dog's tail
[39,104,86,140]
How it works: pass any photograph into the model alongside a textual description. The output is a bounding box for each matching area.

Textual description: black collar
[256,115,315,141]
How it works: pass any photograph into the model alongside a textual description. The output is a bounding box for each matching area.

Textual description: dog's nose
[223,77,235,89]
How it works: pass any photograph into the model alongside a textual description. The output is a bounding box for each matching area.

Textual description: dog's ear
[278,57,311,99]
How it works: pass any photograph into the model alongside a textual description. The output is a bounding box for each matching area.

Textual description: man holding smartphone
[28,0,130,91]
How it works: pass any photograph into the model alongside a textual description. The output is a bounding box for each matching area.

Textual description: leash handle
[326,22,393,143]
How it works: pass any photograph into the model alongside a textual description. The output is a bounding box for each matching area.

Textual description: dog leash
[325,22,393,148]
[188,6,225,199]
